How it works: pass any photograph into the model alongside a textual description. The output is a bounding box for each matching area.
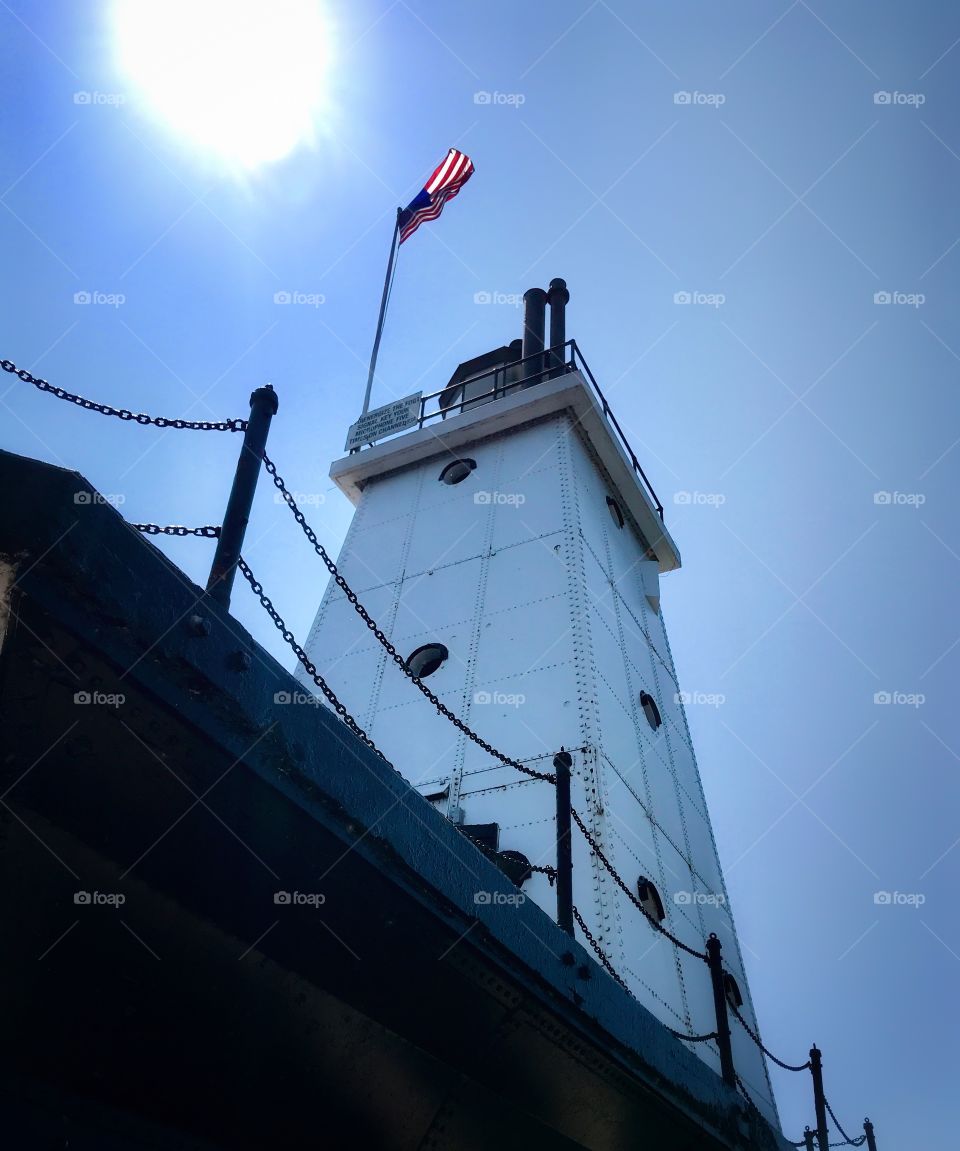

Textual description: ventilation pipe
[547,277,569,377]
[521,287,547,385]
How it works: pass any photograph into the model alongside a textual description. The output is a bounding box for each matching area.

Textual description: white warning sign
[345,392,422,450]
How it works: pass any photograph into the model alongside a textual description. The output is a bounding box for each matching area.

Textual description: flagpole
[361,207,402,415]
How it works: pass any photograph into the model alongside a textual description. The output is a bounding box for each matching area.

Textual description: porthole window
[439,458,476,485]
[606,496,625,529]
[637,876,666,923]
[723,973,743,1009]
[406,643,449,679]
[639,690,662,730]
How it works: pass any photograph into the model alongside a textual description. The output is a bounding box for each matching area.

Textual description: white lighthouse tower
[298,281,779,1126]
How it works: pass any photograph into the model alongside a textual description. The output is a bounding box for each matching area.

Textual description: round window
[439,458,476,485]
[406,643,449,678]
[606,496,625,529]
[639,690,662,730]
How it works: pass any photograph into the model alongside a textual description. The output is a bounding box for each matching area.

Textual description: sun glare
[113,0,331,169]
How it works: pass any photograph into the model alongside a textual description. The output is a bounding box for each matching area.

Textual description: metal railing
[409,340,665,521]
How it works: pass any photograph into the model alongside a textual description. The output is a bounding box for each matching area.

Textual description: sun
[113,0,332,169]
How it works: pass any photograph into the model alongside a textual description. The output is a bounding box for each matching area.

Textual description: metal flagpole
[361,207,402,415]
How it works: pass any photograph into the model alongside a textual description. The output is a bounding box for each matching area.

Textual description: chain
[735,1073,765,1118]
[570,807,707,960]
[572,905,632,993]
[133,523,221,538]
[262,452,555,784]
[529,863,558,885]
[825,1099,866,1146]
[729,1001,811,1072]
[236,557,387,759]
[2,359,247,432]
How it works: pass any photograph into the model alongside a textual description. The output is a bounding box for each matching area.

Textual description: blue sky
[3,1,959,1145]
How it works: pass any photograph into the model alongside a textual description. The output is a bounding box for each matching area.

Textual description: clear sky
[2,2,958,1146]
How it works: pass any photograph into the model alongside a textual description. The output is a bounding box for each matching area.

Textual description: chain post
[803,1128,815,1151]
[554,749,574,936]
[705,933,736,1088]
[863,1118,876,1151]
[809,1045,829,1151]
[207,385,278,608]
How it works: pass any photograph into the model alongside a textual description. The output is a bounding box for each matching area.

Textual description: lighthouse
[298,280,780,1127]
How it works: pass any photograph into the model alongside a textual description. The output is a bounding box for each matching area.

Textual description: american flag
[398,149,475,244]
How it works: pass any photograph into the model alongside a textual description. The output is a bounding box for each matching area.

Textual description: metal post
[803,1128,815,1151]
[554,750,573,936]
[863,1117,877,1151]
[362,209,401,415]
[809,1045,829,1151]
[705,933,735,1088]
[206,384,279,609]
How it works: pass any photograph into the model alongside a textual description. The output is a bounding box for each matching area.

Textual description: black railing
[410,339,665,521]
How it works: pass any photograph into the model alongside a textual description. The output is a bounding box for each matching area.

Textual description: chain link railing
[825,1099,867,1147]
[2,360,247,432]
[729,1000,811,1072]
[133,523,221,538]
[237,556,386,759]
